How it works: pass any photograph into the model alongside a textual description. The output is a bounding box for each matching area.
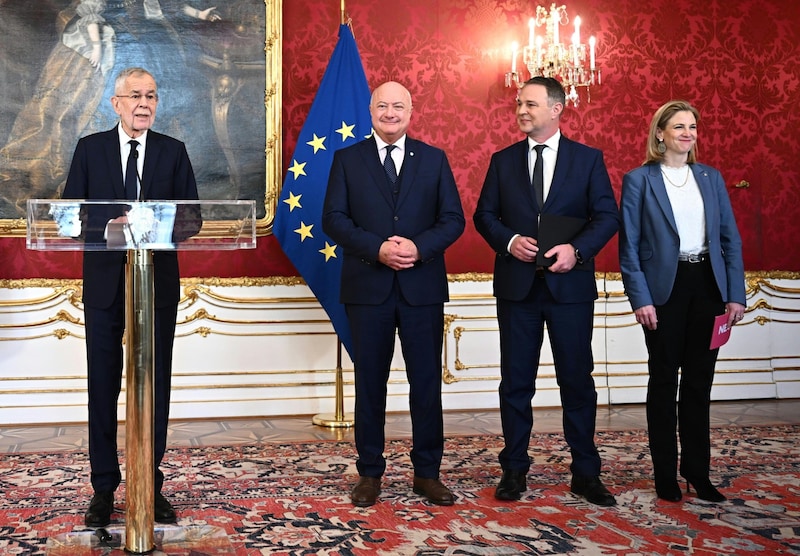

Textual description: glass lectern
[29,199,256,555]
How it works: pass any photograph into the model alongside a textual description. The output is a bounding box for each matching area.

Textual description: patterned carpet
[1,425,799,555]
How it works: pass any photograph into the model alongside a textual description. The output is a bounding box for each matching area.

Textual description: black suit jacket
[323,136,465,306]
[474,135,619,303]
[62,126,200,309]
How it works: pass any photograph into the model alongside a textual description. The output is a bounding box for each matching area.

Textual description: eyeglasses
[116,93,159,103]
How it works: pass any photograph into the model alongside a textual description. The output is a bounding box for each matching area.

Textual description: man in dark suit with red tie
[62,67,200,527]
[323,81,464,507]
[474,77,620,506]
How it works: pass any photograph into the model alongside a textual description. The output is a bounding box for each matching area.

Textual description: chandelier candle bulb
[552,5,559,45]
[589,36,596,70]
[511,42,518,73]
[529,18,535,49]
[536,36,543,66]
[572,32,579,66]
[574,16,580,46]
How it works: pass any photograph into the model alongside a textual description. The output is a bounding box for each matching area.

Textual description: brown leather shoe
[351,476,381,507]
[412,476,455,506]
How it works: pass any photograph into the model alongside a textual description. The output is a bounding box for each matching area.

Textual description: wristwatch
[574,247,584,265]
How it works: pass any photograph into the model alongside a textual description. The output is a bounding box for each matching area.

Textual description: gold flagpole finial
[341,0,346,25]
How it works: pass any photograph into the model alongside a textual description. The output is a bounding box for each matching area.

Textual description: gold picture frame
[263,0,282,235]
[0,0,281,237]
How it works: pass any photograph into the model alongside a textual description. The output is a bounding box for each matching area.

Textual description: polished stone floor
[0,399,798,454]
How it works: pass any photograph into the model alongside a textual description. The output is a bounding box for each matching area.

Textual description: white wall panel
[0,274,797,425]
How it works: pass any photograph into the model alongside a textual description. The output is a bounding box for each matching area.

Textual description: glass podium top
[27,199,256,251]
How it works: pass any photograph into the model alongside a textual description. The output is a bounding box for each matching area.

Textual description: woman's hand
[634,304,658,330]
[726,302,746,327]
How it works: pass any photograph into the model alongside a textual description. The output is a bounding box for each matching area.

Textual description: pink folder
[709,313,731,350]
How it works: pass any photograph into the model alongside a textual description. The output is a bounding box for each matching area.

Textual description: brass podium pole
[124,249,155,554]
[312,341,354,428]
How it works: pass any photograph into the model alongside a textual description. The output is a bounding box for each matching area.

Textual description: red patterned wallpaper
[3,0,799,280]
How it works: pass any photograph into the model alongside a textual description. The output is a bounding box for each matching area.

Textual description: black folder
[536,213,589,269]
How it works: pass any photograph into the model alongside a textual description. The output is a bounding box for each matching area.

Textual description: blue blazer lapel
[647,163,679,234]
[140,133,159,200]
[545,135,576,210]
[104,127,126,199]
[395,138,444,209]
[693,164,718,233]
[359,137,395,207]
[511,140,537,209]
[395,139,417,209]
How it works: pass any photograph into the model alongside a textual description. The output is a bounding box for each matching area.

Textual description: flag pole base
[313,340,353,428]
[312,412,354,428]
[46,525,232,554]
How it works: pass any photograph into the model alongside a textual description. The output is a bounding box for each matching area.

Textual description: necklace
[661,165,690,188]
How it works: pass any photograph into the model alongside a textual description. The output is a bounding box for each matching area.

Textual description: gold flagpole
[313,340,354,428]
[313,0,354,429]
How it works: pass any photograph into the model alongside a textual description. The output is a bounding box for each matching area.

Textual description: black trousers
[496,273,600,477]
[643,259,724,484]
[84,271,177,494]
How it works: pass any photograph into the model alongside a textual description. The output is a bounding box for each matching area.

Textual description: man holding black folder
[474,77,619,506]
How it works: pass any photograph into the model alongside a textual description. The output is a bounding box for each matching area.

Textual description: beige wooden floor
[0,399,797,454]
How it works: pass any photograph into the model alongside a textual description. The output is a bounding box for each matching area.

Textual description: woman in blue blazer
[619,100,746,502]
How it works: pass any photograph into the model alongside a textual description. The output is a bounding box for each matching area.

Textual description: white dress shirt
[528,129,560,202]
[374,134,406,175]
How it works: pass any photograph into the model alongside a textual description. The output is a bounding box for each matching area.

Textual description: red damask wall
[3,0,799,280]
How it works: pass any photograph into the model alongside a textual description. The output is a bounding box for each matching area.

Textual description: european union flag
[274,24,371,359]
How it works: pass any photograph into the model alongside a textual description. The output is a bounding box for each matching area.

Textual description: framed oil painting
[0,0,281,236]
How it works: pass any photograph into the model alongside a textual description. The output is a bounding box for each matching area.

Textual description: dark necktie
[532,144,546,210]
[383,144,398,183]
[125,140,140,201]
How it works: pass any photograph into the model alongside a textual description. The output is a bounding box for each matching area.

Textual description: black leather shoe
[155,492,177,523]
[413,476,455,506]
[495,469,527,501]
[570,475,617,507]
[655,480,683,502]
[84,491,114,527]
[351,476,381,507]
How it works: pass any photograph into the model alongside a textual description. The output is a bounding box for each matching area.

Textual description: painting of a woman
[0,1,264,221]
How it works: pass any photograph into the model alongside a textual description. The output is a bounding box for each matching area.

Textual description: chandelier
[504,3,600,106]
